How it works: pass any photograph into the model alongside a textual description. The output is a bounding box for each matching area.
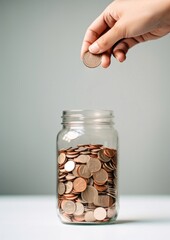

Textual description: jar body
[56,110,119,224]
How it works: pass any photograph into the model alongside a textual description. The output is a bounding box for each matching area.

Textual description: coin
[81,185,98,204]
[84,211,96,222]
[59,168,67,173]
[65,181,73,194]
[73,202,85,216]
[77,164,91,179]
[107,206,117,218]
[75,146,88,152]
[94,183,107,192]
[94,195,114,207]
[65,173,76,180]
[83,51,102,68]
[62,200,76,215]
[104,148,116,158]
[94,207,107,221]
[58,153,66,165]
[73,177,87,192]
[66,153,79,158]
[57,144,118,223]
[98,149,111,163]
[61,199,68,210]
[74,155,90,163]
[64,193,78,200]
[59,173,67,180]
[88,144,103,149]
[64,160,75,172]
[73,214,85,222]
[87,157,101,173]
[58,182,65,195]
[72,164,80,177]
[93,168,108,185]
[91,148,101,153]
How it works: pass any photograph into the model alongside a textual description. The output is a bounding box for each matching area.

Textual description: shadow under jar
[56,110,119,224]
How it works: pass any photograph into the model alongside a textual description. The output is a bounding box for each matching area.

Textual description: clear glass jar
[56,110,119,224]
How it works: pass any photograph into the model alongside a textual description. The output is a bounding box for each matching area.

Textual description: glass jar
[56,110,119,224]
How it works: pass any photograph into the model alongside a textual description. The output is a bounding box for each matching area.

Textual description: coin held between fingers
[83,51,102,68]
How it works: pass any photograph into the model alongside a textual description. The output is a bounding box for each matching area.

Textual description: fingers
[101,50,112,68]
[81,10,140,66]
[112,38,139,62]
[100,37,140,67]
[81,13,108,59]
[89,21,125,54]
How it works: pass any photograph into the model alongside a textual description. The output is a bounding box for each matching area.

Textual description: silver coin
[83,51,102,68]
[64,160,75,172]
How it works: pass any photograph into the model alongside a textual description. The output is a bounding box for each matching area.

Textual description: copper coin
[103,162,114,171]
[58,173,67,180]
[73,214,85,222]
[91,148,101,153]
[80,151,91,155]
[66,151,78,155]
[72,164,80,177]
[102,163,113,173]
[93,168,108,185]
[58,182,65,195]
[64,194,78,200]
[87,157,101,173]
[58,153,66,165]
[65,181,73,194]
[98,149,111,163]
[75,146,88,152]
[83,51,102,68]
[104,148,116,158]
[65,173,76,180]
[66,153,79,158]
[81,186,98,204]
[74,155,90,163]
[61,199,67,210]
[89,154,98,158]
[59,168,67,173]
[73,177,87,192]
[88,144,103,149]
[94,195,114,207]
[94,183,107,192]
[77,164,91,179]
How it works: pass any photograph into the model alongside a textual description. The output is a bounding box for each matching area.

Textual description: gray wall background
[0,0,170,195]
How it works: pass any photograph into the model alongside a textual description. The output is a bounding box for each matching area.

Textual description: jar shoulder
[57,127,118,149]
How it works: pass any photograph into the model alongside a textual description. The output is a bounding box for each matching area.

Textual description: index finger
[80,13,108,59]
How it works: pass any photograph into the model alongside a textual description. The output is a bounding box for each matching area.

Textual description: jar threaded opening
[61,110,114,125]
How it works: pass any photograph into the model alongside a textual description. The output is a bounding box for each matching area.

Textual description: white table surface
[0,195,170,240]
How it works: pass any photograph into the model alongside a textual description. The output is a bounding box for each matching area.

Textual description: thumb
[89,21,125,54]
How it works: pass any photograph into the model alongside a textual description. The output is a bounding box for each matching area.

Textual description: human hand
[81,0,170,68]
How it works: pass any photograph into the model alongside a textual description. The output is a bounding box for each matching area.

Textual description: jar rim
[61,109,114,125]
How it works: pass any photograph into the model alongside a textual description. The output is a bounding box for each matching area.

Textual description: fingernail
[89,42,100,53]
[115,51,125,62]
[115,54,121,62]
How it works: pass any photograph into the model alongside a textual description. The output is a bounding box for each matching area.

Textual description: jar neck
[61,110,114,127]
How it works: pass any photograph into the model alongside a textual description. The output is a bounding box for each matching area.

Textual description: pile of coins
[57,144,118,223]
